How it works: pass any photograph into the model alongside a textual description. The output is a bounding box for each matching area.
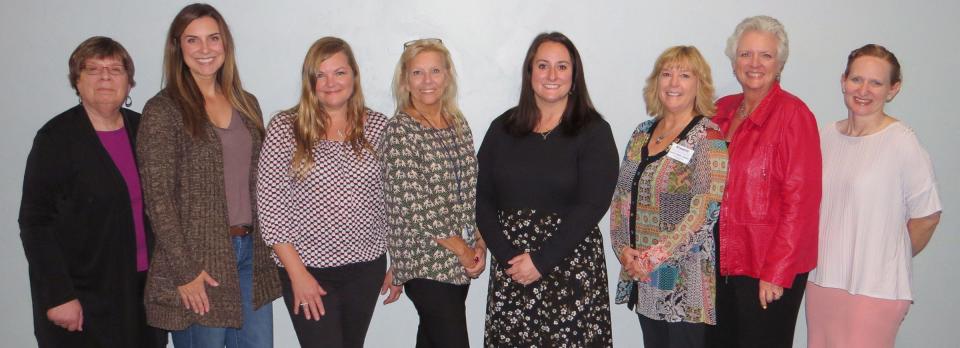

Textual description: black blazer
[19,104,161,347]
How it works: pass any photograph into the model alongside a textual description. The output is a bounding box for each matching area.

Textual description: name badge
[666,143,694,165]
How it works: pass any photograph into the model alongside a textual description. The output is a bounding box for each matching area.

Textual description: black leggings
[404,278,470,348]
[278,254,386,348]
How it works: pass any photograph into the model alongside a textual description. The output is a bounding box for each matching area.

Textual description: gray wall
[1,0,956,346]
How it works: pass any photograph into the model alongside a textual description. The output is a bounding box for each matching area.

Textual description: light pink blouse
[810,121,941,301]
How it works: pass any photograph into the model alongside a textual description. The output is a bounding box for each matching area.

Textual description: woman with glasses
[381,38,486,347]
[137,4,280,347]
[257,36,393,348]
[19,36,167,348]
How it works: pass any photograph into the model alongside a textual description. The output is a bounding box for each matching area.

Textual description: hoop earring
[125,96,133,107]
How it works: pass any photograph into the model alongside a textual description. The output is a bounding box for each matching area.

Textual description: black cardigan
[18,104,161,347]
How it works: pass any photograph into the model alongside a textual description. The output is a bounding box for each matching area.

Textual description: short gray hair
[725,15,789,67]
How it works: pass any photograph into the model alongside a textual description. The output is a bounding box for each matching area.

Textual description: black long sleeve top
[476,110,619,274]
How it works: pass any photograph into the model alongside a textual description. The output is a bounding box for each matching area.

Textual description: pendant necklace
[540,127,555,140]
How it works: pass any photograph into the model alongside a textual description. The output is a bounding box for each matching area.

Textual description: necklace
[736,102,751,119]
[540,127,556,140]
[654,134,667,144]
[411,108,449,129]
[336,128,346,140]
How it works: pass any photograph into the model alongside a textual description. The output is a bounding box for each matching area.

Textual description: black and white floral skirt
[484,209,612,348]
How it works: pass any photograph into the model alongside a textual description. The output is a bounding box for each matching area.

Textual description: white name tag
[666,143,694,164]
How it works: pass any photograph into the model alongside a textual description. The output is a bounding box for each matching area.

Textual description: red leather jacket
[713,82,822,288]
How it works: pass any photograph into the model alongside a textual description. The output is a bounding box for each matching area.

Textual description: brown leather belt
[229,225,251,237]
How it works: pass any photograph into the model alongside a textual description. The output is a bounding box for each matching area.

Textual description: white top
[809,121,941,301]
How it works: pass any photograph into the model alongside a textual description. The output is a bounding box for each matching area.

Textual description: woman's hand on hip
[380,267,403,305]
[758,280,784,309]
[46,299,83,332]
[288,268,327,320]
[506,253,541,285]
[178,270,219,315]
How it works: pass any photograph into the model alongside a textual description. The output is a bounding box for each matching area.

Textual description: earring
[78,96,82,104]
[841,89,847,94]
[125,96,133,107]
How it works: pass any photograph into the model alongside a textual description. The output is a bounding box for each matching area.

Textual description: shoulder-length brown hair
[504,32,600,136]
[286,37,370,178]
[162,3,262,139]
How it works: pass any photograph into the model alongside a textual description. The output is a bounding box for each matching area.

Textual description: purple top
[96,127,148,272]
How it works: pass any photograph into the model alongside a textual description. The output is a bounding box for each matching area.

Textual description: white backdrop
[1,0,957,347]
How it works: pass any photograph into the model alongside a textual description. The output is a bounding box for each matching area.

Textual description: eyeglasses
[81,65,126,76]
[403,38,443,48]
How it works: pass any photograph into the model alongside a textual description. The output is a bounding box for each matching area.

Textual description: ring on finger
[300,302,308,307]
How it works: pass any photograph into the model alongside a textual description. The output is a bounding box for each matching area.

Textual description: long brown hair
[505,32,599,136]
[286,37,370,179]
[162,3,263,139]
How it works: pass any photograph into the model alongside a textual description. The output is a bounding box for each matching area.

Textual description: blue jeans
[171,235,273,348]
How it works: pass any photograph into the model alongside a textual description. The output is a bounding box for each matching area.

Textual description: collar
[716,82,784,127]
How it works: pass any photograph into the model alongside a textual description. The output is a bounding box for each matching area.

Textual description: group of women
[17,3,941,348]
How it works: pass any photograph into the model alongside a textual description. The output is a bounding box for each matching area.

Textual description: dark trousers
[711,273,808,348]
[278,254,386,348]
[404,278,470,348]
[35,271,167,348]
[637,314,707,348]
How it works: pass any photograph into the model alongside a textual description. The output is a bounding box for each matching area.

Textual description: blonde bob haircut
[643,46,717,118]
[391,39,465,133]
[285,37,370,178]
[725,15,790,68]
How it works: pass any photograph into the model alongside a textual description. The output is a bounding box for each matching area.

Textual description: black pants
[36,271,168,348]
[637,314,707,348]
[278,254,386,348]
[711,272,808,348]
[404,278,470,348]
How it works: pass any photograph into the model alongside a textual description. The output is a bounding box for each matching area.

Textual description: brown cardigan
[137,89,280,330]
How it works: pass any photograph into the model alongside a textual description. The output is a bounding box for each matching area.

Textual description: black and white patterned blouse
[380,112,478,285]
[257,109,388,268]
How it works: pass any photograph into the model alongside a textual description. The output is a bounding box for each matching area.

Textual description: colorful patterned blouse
[257,109,389,269]
[380,112,478,285]
[610,116,728,324]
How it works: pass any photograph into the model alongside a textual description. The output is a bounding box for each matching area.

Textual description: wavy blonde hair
[286,37,370,179]
[643,46,716,118]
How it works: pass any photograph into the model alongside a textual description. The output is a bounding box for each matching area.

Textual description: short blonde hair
[725,15,789,67]
[643,46,716,117]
